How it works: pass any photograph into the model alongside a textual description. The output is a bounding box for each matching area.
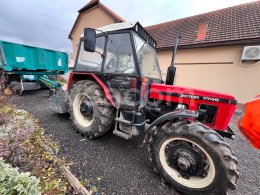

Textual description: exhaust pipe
[165,36,180,85]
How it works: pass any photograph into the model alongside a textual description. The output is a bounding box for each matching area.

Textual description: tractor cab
[74,22,162,107]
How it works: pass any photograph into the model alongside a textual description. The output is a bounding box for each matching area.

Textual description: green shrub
[0,158,40,195]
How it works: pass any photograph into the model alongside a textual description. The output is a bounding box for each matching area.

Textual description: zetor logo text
[180,94,200,99]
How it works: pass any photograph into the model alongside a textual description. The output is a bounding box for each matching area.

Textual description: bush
[0,158,40,195]
[0,108,34,165]
[0,105,70,194]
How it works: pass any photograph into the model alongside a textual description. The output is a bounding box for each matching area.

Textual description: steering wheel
[123,67,135,74]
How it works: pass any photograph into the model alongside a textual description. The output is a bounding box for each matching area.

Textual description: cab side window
[75,36,105,72]
[104,33,135,74]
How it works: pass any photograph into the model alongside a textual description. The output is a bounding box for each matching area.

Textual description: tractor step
[115,118,132,125]
[113,130,132,140]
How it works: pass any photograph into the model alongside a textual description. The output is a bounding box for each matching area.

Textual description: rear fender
[67,72,115,107]
[143,110,198,144]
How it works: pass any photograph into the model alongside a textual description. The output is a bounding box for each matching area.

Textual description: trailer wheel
[69,80,115,138]
[147,121,239,195]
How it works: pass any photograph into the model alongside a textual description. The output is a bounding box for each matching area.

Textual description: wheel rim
[159,137,216,189]
[73,93,94,127]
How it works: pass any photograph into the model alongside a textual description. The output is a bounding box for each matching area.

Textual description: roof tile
[146,1,260,49]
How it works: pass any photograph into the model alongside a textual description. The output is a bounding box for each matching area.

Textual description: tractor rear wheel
[69,80,115,138]
[147,121,239,195]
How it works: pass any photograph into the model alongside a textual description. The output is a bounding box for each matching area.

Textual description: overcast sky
[0,0,255,53]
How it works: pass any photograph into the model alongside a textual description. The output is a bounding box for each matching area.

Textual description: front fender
[143,109,198,144]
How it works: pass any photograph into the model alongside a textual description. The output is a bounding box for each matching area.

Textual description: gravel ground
[9,89,260,195]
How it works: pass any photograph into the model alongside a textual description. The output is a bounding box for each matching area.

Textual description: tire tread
[69,80,115,138]
[146,121,239,195]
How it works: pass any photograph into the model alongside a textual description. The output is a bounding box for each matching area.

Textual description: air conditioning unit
[241,46,260,60]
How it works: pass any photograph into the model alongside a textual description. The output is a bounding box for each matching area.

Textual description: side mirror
[83,28,96,52]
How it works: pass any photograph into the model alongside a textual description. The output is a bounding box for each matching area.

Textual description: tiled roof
[146,1,260,50]
[68,0,125,39]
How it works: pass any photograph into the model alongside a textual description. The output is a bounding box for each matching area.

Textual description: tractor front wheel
[69,80,115,138]
[147,121,239,195]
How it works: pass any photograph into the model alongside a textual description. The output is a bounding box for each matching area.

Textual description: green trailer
[0,40,68,91]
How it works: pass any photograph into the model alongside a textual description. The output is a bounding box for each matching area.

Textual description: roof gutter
[156,38,260,51]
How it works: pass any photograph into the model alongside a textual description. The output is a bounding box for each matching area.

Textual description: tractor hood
[149,83,237,131]
[150,84,237,105]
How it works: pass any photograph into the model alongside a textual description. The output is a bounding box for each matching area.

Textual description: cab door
[103,33,139,108]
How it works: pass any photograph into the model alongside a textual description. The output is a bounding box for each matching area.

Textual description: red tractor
[52,22,239,194]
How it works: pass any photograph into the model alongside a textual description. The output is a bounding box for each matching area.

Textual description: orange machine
[237,95,260,149]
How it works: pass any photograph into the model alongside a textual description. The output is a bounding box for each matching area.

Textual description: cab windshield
[134,33,162,80]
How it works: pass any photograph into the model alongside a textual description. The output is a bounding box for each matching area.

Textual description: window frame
[101,31,140,77]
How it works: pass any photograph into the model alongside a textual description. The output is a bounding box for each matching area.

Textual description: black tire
[69,80,115,138]
[147,121,239,195]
